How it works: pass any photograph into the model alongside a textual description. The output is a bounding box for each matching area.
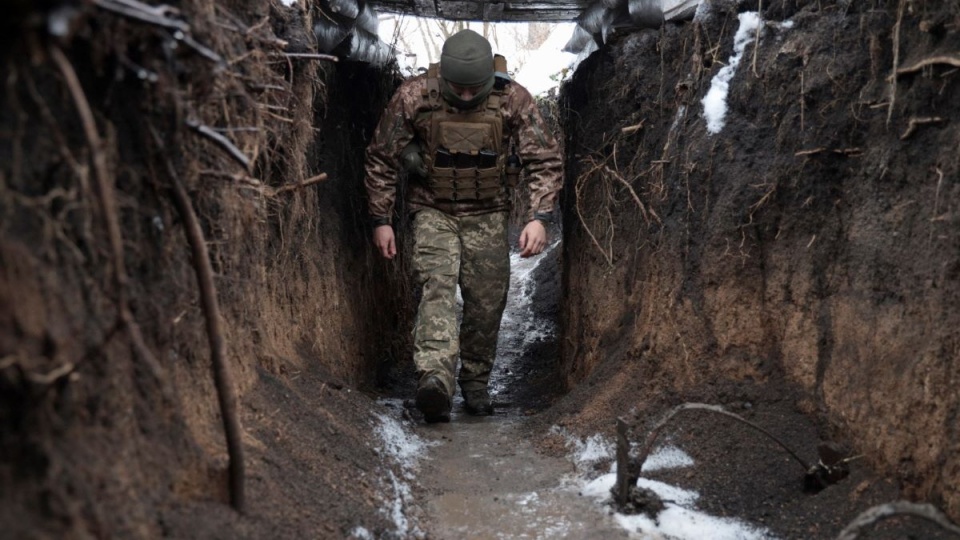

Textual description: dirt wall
[0,1,405,537]
[559,0,959,519]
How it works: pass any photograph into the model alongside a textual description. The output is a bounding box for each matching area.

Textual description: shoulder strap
[422,63,442,109]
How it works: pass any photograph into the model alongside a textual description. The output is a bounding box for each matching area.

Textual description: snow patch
[637,478,700,506]
[550,426,614,469]
[616,505,776,540]
[372,412,432,478]
[349,526,374,539]
[498,238,561,352]
[642,445,695,472]
[701,11,763,134]
[385,470,420,537]
[574,434,613,466]
[366,410,433,537]
[565,433,774,539]
[278,0,298,5]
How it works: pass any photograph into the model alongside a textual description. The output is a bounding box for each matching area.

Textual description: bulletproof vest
[420,61,508,205]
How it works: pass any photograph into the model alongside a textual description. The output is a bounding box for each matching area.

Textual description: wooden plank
[663,0,699,21]
[483,2,505,19]
[368,0,587,21]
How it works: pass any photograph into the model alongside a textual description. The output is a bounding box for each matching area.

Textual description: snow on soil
[352,410,435,538]
[702,11,763,135]
[372,411,433,479]
[499,238,561,350]
[556,428,775,539]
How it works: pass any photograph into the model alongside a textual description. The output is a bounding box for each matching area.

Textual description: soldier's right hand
[374,225,397,259]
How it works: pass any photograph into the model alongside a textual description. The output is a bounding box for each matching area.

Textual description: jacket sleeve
[364,81,419,225]
[507,83,563,222]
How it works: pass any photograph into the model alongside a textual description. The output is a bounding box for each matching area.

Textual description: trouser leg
[411,209,460,398]
[457,211,510,393]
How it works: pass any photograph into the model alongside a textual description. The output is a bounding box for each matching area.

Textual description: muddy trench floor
[370,238,955,540]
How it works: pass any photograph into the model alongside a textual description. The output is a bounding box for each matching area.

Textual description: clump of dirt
[548,0,960,535]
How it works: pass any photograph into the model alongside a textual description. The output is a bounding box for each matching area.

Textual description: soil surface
[1,0,959,538]
[388,229,955,539]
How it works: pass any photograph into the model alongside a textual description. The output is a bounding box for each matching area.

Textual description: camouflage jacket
[364,73,563,224]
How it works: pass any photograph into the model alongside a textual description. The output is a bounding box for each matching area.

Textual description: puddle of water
[420,417,630,540]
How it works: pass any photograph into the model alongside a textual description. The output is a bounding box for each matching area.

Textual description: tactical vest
[420,62,507,206]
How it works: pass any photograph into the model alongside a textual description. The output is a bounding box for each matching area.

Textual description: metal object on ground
[612,403,864,512]
[836,501,960,540]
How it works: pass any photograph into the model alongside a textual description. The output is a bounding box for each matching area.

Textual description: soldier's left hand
[519,220,547,258]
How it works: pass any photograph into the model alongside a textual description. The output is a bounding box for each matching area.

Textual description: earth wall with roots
[557,0,960,524]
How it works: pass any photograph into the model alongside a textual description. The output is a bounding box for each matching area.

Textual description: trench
[405,238,623,538]
[371,237,788,539]
[2,1,960,539]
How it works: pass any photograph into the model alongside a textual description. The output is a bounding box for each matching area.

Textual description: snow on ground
[555,427,776,539]
[702,11,763,134]
[352,409,435,538]
[498,237,562,350]
[372,411,434,479]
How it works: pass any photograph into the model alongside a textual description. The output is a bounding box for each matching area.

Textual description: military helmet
[440,29,494,86]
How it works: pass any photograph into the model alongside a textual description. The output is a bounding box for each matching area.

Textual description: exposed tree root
[271,173,328,195]
[900,116,944,140]
[887,0,906,126]
[835,501,960,540]
[152,127,246,512]
[893,55,960,79]
[187,120,252,170]
[49,44,165,384]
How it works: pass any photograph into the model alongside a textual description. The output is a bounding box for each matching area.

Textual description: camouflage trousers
[411,208,510,398]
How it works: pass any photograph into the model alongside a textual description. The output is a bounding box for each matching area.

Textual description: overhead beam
[369,0,588,21]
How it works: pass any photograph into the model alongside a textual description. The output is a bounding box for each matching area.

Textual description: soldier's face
[448,82,483,101]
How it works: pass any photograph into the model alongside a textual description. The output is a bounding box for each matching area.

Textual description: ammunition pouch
[430,149,504,201]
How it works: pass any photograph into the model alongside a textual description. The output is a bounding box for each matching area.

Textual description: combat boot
[462,388,494,416]
[416,375,451,423]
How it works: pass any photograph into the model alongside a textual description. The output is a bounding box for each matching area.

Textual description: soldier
[364,29,562,422]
